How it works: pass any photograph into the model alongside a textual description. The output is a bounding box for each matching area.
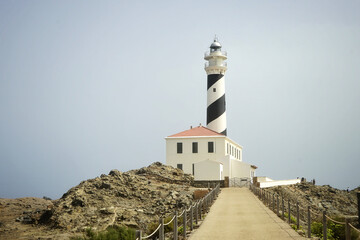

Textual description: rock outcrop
[0,162,196,239]
[265,182,359,218]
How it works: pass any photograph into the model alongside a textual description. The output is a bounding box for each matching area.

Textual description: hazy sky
[1,1,359,199]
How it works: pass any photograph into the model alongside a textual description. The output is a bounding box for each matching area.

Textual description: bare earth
[189,188,306,240]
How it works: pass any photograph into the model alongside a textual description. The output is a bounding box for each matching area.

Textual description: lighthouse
[165,37,258,183]
[204,38,228,135]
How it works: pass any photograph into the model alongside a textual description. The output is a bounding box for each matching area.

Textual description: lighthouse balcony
[204,51,227,60]
[205,62,227,68]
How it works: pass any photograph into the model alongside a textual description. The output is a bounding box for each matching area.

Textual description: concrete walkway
[189,188,305,240]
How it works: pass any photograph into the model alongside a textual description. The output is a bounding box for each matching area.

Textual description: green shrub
[70,225,135,240]
[284,212,297,225]
[290,223,303,231]
[310,219,360,240]
[178,225,184,235]
[312,221,337,239]
[326,217,359,240]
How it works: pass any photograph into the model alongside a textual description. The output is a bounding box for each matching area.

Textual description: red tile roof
[167,126,225,137]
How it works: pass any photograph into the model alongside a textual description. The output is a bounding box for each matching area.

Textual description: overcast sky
[1,0,359,199]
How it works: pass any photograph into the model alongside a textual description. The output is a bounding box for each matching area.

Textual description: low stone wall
[193,180,225,188]
[257,179,301,188]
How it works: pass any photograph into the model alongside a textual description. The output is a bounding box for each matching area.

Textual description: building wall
[230,160,255,179]
[218,155,230,178]
[165,136,226,174]
[258,179,301,188]
[194,160,223,180]
[224,139,243,161]
[165,135,250,180]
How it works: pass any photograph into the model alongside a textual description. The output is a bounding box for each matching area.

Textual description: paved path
[189,188,305,240]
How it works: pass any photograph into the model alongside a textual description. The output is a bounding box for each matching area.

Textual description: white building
[165,125,257,181]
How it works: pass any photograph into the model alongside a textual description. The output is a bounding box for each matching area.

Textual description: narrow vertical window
[177,164,183,170]
[208,142,214,153]
[213,88,216,92]
[227,143,229,154]
[192,142,198,153]
[177,142,183,154]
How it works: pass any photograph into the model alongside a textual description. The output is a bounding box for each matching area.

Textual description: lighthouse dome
[210,40,222,49]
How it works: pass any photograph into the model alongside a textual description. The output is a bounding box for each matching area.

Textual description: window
[192,164,195,175]
[192,142,198,153]
[177,164,183,170]
[208,142,214,153]
[177,142,183,154]
[227,143,229,154]
[213,88,216,92]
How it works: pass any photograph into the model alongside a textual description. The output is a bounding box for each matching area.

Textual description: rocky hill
[265,182,359,220]
[0,162,197,240]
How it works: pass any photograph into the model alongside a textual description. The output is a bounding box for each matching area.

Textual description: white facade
[165,126,254,181]
[194,160,223,181]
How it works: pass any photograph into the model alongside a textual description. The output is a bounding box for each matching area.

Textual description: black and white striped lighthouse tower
[204,38,228,135]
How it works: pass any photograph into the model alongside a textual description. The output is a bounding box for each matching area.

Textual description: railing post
[269,192,271,207]
[296,202,300,230]
[183,208,187,239]
[307,206,311,238]
[277,195,279,216]
[174,211,178,240]
[206,196,208,211]
[345,218,350,240]
[136,230,142,240]
[190,205,194,231]
[159,217,164,240]
[281,196,285,220]
[195,202,198,225]
[199,200,202,220]
[288,200,291,224]
[273,194,275,212]
[357,192,360,226]
[208,195,210,210]
[323,211,327,240]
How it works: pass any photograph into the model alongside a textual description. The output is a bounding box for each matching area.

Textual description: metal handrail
[163,215,176,226]
[325,215,346,225]
[136,183,221,240]
[350,223,360,233]
[142,223,161,239]
[178,209,185,218]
